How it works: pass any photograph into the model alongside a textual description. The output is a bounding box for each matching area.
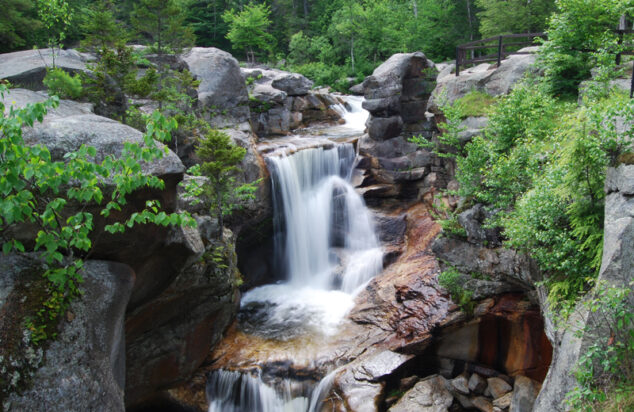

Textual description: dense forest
[1,0,557,88]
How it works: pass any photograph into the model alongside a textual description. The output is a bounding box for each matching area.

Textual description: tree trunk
[466,0,474,41]
[411,0,418,18]
[350,36,355,73]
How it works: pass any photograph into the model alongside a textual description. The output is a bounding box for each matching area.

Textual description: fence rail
[456,28,634,97]
[455,33,546,76]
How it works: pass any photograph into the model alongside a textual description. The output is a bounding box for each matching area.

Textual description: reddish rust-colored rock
[350,204,454,351]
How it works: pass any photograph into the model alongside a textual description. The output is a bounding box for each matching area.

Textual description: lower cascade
[207,99,380,411]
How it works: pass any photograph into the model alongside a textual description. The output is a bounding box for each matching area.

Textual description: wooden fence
[456,29,634,98]
[455,33,546,76]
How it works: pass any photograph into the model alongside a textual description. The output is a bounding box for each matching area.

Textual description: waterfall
[207,370,309,412]
[330,95,367,131]
[267,143,381,292]
[207,369,337,412]
[207,96,378,412]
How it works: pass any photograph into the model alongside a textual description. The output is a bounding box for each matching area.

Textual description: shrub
[439,267,474,313]
[43,68,83,100]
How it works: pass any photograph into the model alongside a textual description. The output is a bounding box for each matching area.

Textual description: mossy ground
[454,90,497,118]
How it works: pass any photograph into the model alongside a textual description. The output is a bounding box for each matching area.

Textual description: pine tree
[131,0,195,57]
[195,129,247,233]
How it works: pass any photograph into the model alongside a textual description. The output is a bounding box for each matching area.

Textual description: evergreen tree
[195,129,247,233]
[131,0,195,56]
[131,0,195,109]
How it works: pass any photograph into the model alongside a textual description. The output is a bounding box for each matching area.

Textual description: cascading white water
[330,95,367,131]
[267,143,382,292]
[207,96,377,412]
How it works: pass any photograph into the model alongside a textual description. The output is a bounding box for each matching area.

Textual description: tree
[222,2,275,63]
[194,128,252,234]
[131,0,195,109]
[131,0,195,57]
[80,0,126,52]
[476,0,555,37]
[0,0,41,52]
[328,0,365,72]
[186,0,232,49]
[36,0,73,67]
[538,0,631,96]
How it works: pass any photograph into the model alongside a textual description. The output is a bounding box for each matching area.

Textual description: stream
[206,97,382,412]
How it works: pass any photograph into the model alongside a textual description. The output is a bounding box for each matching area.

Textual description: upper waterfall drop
[267,143,381,292]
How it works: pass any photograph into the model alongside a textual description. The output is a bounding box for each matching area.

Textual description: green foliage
[455,83,561,210]
[538,0,631,97]
[42,67,83,99]
[410,93,466,159]
[185,0,232,51]
[0,86,195,348]
[291,62,347,90]
[438,266,474,313]
[288,31,335,65]
[36,0,72,66]
[475,0,555,37]
[131,0,195,56]
[454,90,497,118]
[0,0,42,52]
[222,2,275,63]
[566,281,634,410]
[192,127,257,234]
[503,96,633,305]
[79,0,126,52]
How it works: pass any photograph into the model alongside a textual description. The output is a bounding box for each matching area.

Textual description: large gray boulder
[242,68,313,96]
[429,47,538,113]
[180,47,250,126]
[363,51,437,140]
[0,48,92,90]
[2,255,134,412]
[602,164,634,281]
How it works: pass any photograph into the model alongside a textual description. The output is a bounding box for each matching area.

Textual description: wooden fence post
[497,36,503,66]
[456,47,461,76]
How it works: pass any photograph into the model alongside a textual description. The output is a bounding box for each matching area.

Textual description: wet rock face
[362,51,437,141]
[434,295,553,382]
[1,255,134,412]
[124,223,240,407]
